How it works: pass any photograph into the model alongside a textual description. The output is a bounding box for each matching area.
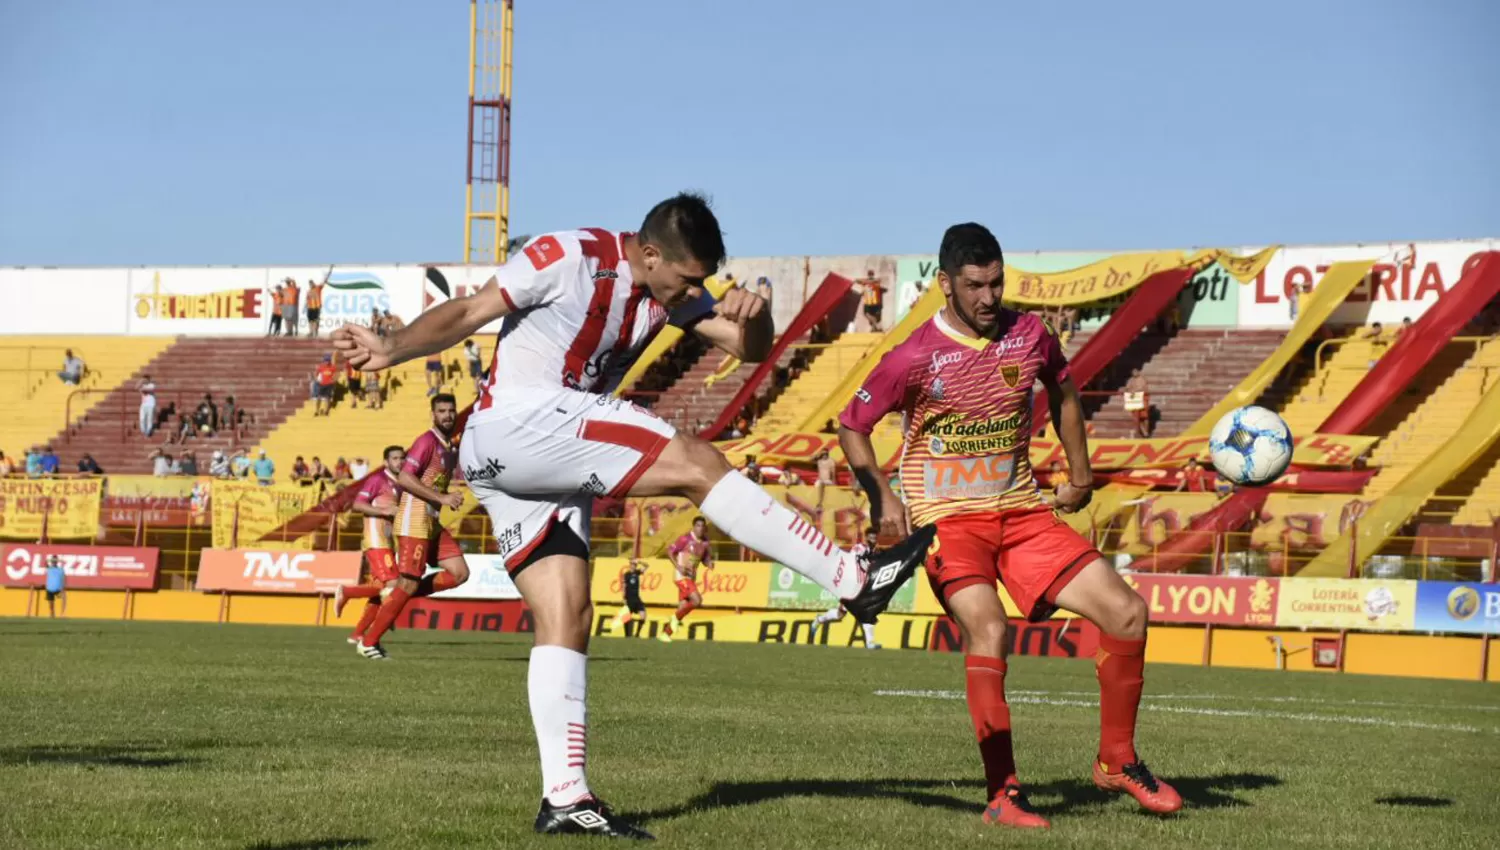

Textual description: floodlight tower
[464,0,513,263]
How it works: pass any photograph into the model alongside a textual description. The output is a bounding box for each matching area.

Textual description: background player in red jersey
[659,517,713,642]
[334,194,932,839]
[334,445,405,644]
[839,223,1181,829]
[355,394,470,659]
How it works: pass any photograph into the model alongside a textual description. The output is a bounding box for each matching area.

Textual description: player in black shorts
[607,559,649,636]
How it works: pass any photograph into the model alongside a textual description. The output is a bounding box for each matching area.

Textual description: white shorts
[460,386,677,571]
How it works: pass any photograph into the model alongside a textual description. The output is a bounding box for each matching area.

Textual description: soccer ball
[1208,406,1293,486]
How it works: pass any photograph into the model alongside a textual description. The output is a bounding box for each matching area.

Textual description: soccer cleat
[982,785,1050,829]
[1093,760,1182,814]
[357,643,389,660]
[333,584,348,618]
[841,524,937,624]
[534,796,654,840]
[865,643,884,650]
[656,628,673,643]
[346,636,360,645]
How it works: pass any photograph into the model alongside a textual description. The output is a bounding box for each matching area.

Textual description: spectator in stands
[291,455,310,483]
[815,449,838,509]
[306,278,325,338]
[282,279,301,337]
[76,453,103,475]
[425,352,444,396]
[138,375,157,437]
[859,270,886,331]
[268,283,285,335]
[178,449,199,477]
[174,407,196,444]
[0,451,12,477]
[209,449,230,478]
[349,456,370,480]
[345,359,362,408]
[363,368,384,410]
[253,450,276,486]
[1363,322,1386,367]
[743,455,763,484]
[309,456,330,481]
[45,555,66,618]
[333,457,352,481]
[194,394,218,437]
[25,446,42,478]
[222,395,246,442]
[58,349,86,385]
[1124,368,1152,438]
[371,307,386,337]
[1394,316,1413,342]
[231,450,253,479]
[382,310,403,332]
[314,355,338,416]
[149,448,173,478]
[39,446,60,476]
[464,339,484,395]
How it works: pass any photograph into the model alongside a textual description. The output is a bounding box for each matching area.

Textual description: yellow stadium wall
[2,588,1492,683]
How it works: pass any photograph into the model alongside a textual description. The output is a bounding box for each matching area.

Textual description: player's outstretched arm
[691,288,774,362]
[1040,374,1095,513]
[839,426,910,539]
[333,279,512,372]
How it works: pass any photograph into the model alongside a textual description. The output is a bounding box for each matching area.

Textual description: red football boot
[1093,760,1183,814]
[982,784,1051,829]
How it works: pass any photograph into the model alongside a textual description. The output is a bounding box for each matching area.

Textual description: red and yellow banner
[210,481,326,550]
[1124,573,1279,626]
[0,478,103,540]
[592,557,772,609]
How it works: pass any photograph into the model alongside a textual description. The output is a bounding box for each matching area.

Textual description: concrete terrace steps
[57,337,333,474]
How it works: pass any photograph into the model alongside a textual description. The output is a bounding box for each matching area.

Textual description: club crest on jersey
[999,364,1021,388]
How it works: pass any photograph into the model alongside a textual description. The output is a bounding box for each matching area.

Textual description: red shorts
[366,547,398,584]
[676,578,698,601]
[925,508,1101,622]
[396,529,464,579]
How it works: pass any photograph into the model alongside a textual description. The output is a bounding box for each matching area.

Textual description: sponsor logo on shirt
[929,350,965,374]
[463,458,506,481]
[524,235,564,271]
[497,522,524,556]
[579,473,608,496]
[919,412,1025,455]
[855,388,872,404]
[922,455,1018,501]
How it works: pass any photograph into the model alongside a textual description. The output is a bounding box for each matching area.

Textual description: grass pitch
[1,620,1496,849]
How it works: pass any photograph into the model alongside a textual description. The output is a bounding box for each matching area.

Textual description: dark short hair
[638,192,726,271]
[938,223,1004,279]
[431,393,457,410]
[692,516,706,526]
[383,445,403,460]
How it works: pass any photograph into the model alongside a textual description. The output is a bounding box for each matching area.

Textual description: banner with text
[1123,573,1279,626]
[210,481,325,550]
[1413,582,1500,635]
[1275,577,1416,631]
[593,557,774,609]
[1,543,160,590]
[0,478,103,540]
[196,549,362,594]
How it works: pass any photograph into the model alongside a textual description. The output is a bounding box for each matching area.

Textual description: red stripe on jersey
[563,230,622,390]
[593,284,649,392]
[499,287,518,312]
[579,419,671,499]
[475,336,502,411]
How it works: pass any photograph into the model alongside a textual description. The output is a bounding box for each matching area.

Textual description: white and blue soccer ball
[1208,405,1293,486]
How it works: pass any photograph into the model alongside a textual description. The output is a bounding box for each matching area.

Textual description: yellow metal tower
[465,0,513,263]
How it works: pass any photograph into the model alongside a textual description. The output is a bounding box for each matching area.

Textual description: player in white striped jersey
[810,528,883,649]
[334,192,933,840]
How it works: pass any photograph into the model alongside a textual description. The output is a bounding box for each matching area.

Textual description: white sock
[813,608,840,626]
[699,471,861,598]
[529,645,591,805]
[862,622,877,646]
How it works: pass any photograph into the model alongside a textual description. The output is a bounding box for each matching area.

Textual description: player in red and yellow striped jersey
[333,445,405,644]
[839,223,1180,829]
[356,394,470,659]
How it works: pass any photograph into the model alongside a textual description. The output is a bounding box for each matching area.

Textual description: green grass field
[1,620,1497,849]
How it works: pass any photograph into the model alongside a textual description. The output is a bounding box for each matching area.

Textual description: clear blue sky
[1,0,1495,266]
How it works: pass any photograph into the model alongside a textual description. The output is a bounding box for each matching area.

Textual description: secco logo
[929,349,965,374]
[242,552,314,580]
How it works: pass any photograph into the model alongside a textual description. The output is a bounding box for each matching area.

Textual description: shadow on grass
[1375,795,1453,808]
[634,772,1283,823]
[0,739,234,769]
[246,840,373,850]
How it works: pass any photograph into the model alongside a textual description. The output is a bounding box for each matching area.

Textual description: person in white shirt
[349,456,370,480]
[138,376,158,437]
[59,349,86,384]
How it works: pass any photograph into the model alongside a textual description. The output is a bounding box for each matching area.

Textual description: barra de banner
[0,478,104,540]
[1,543,160,590]
[196,549,362,594]
[210,481,326,550]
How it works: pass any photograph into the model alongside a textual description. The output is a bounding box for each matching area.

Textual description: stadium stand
[1274,335,1391,439]
[647,344,801,436]
[1425,338,1500,525]
[751,332,881,434]
[59,337,330,474]
[0,336,176,465]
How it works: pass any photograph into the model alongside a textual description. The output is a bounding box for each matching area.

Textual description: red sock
[361,587,413,647]
[343,584,383,600]
[964,655,1017,799]
[1096,633,1147,770]
[351,600,380,639]
[674,599,696,621]
[414,570,460,598]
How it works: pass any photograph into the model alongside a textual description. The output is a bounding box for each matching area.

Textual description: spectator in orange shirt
[1124,368,1151,438]
[282,279,301,337]
[314,355,338,416]
[333,457,352,481]
[859,270,886,331]
[345,359,363,408]
[268,283,285,336]
[306,279,325,338]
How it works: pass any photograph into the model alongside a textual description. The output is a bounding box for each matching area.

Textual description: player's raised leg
[514,535,653,839]
[1051,557,1181,814]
